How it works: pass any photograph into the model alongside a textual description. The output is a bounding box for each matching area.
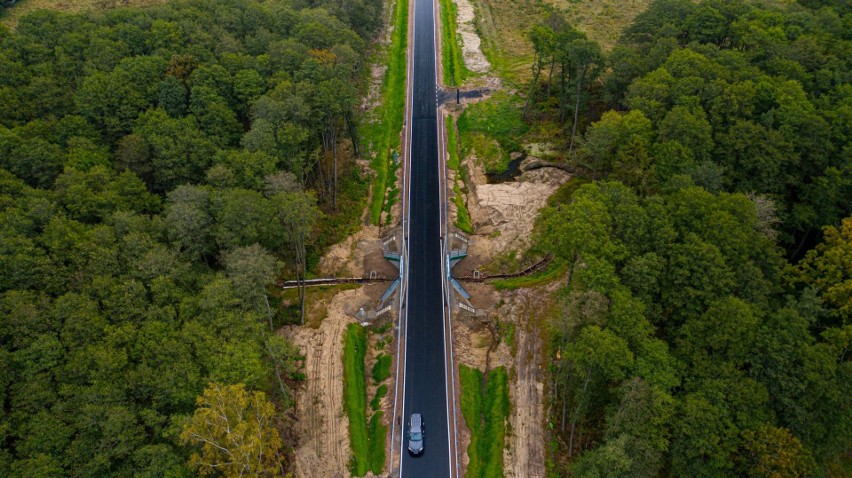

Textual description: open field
[468,0,543,84]
[1,0,168,28]
[545,0,652,51]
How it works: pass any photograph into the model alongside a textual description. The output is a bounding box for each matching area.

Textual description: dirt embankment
[450,130,567,478]
[287,221,397,478]
[462,158,569,265]
[500,286,555,478]
[286,288,362,478]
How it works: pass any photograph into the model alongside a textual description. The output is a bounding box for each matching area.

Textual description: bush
[370,384,388,411]
[371,353,392,383]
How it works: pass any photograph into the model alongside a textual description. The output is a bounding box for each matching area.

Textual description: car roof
[410,413,422,427]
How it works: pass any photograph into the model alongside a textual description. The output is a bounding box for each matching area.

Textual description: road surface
[399,0,451,475]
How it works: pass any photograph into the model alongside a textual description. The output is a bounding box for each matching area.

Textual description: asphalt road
[400,0,451,475]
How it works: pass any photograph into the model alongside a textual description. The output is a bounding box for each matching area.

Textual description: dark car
[408,413,424,455]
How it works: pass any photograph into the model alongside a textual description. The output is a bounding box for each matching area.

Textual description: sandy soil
[318,225,399,280]
[451,281,553,478]
[464,158,569,260]
[455,0,491,74]
[286,287,369,478]
[499,287,555,478]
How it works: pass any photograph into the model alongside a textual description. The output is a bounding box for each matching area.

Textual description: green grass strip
[446,115,473,233]
[460,365,510,478]
[438,0,470,86]
[366,0,409,225]
[454,182,473,233]
[367,411,387,473]
[460,365,485,477]
[482,367,509,478]
[446,115,461,170]
[343,324,368,475]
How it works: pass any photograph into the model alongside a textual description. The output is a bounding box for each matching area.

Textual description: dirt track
[287,288,370,478]
[501,288,553,478]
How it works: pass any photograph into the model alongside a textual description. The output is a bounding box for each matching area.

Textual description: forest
[0,0,382,475]
[524,0,851,476]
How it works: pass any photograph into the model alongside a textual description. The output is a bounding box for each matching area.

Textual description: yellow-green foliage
[2,0,169,29]
[181,383,283,477]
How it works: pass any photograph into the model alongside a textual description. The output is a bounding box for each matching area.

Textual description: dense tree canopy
[0,0,381,475]
[528,3,851,473]
[540,182,850,476]
[528,0,851,257]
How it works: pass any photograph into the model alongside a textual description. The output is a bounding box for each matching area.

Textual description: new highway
[398,0,453,474]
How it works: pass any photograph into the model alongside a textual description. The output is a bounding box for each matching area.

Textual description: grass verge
[344,326,393,475]
[457,91,528,173]
[367,411,387,472]
[364,0,409,225]
[446,115,474,233]
[460,364,510,478]
[438,0,470,86]
[370,384,388,411]
[343,324,369,475]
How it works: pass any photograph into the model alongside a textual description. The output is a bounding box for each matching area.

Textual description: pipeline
[278,275,391,289]
[279,254,554,289]
[456,254,553,282]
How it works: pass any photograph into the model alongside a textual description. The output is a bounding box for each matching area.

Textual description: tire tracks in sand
[287,287,370,478]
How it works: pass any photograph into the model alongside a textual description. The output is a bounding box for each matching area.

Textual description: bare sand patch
[286,287,370,478]
[455,0,491,74]
[499,286,556,478]
[318,225,399,280]
[465,157,569,260]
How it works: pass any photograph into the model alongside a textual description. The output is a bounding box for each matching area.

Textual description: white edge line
[397,0,416,472]
[430,0,456,476]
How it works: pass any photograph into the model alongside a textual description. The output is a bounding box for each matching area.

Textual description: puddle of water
[485,157,524,184]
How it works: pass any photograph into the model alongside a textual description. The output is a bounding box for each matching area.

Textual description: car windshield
[410,431,422,441]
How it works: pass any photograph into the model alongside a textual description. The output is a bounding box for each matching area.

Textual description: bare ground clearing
[455,0,490,74]
[286,287,365,478]
[460,156,569,264]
